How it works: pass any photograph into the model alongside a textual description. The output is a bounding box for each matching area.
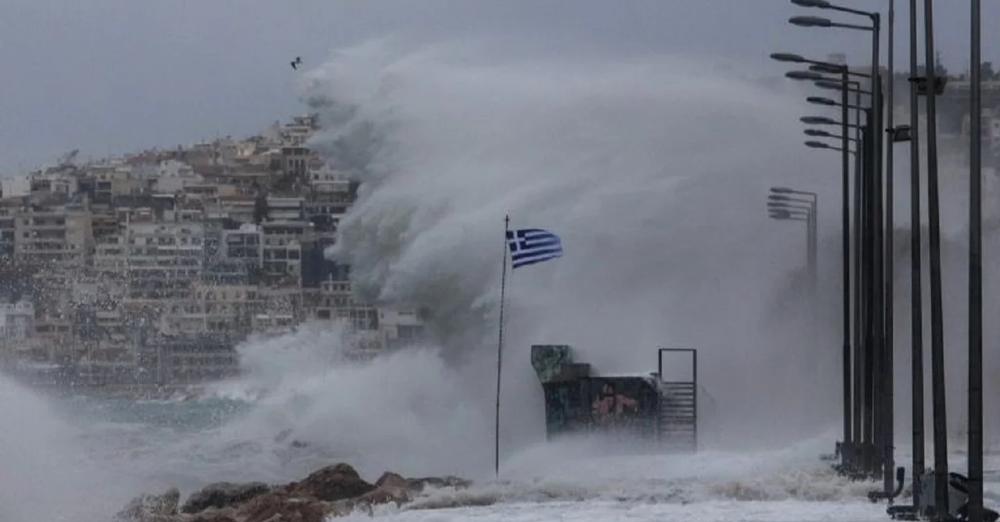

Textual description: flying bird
[290,56,302,70]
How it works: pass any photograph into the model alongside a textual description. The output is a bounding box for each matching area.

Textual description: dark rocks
[359,472,411,506]
[115,488,181,522]
[181,482,270,514]
[187,514,239,522]
[407,476,472,492]
[115,464,469,521]
[236,492,329,522]
[286,463,375,501]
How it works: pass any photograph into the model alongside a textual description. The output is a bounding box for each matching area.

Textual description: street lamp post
[780,63,855,466]
[969,1,983,520]
[784,59,873,472]
[923,1,949,516]
[810,74,851,468]
[859,110,877,477]
[769,188,818,286]
[768,203,815,275]
[882,0,897,498]
[816,79,870,476]
[906,0,925,511]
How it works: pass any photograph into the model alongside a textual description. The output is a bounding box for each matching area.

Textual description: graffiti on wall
[530,344,573,383]
[540,377,658,438]
[591,383,639,426]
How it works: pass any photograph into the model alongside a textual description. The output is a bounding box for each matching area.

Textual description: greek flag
[506,228,563,269]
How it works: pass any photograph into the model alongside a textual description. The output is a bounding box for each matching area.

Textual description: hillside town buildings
[0,115,424,388]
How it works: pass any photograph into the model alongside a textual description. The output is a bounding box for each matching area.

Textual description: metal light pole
[804,132,855,466]
[814,83,871,462]
[968,0,983,520]
[882,0,896,497]
[769,188,818,284]
[907,0,925,511]
[872,12,886,485]
[922,1,949,517]
[778,59,858,465]
[768,204,815,275]
[860,108,878,476]
[808,77,851,466]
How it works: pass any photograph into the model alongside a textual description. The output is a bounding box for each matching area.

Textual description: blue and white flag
[506,228,563,269]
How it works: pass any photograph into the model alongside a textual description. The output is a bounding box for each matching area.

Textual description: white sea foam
[0,376,128,522]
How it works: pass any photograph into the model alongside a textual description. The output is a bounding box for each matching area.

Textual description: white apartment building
[222,223,263,270]
[124,222,204,301]
[30,170,79,198]
[0,300,34,342]
[154,160,203,195]
[266,196,304,221]
[307,164,352,194]
[260,221,312,284]
[14,207,93,267]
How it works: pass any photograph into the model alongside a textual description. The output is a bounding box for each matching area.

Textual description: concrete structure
[0,300,34,341]
[14,206,93,267]
[531,345,698,451]
[260,221,311,285]
[124,222,204,301]
[154,160,203,194]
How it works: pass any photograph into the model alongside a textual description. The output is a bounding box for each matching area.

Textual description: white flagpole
[495,214,510,477]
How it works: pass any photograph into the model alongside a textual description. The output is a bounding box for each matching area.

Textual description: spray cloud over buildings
[300,40,848,452]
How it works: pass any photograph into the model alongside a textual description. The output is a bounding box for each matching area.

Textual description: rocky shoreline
[114,463,470,522]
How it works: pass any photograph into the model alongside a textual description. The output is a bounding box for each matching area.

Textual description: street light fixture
[807,96,865,111]
[789,15,834,27]
[791,0,832,8]
[768,194,813,204]
[815,80,871,94]
[771,52,809,63]
[769,204,815,214]
[769,210,809,221]
[786,70,827,82]
[768,204,811,216]
[804,129,859,143]
[770,186,817,198]
[809,63,872,78]
[790,15,874,31]
[805,128,833,137]
[792,0,876,19]
[801,115,836,125]
[804,140,853,153]
[891,125,912,143]
[808,96,837,106]
[768,202,811,211]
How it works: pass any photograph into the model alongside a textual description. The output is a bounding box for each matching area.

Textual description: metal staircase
[656,348,697,452]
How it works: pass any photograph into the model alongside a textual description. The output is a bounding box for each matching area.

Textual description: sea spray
[0,376,127,521]
[211,323,493,480]
[299,41,846,451]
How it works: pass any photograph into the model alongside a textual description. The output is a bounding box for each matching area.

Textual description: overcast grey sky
[0,1,993,175]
